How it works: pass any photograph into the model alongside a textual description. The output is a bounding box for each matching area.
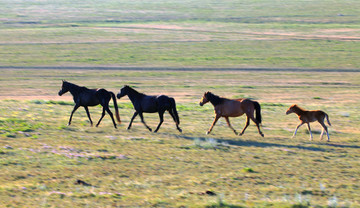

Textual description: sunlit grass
[0,67,359,207]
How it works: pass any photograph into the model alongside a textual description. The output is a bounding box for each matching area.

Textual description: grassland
[0,0,360,207]
[0,0,359,69]
[0,69,359,207]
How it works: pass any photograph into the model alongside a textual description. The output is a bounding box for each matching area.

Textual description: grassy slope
[0,69,359,207]
[0,0,359,69]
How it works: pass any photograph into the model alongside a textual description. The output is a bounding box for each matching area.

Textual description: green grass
[0,69,359,207]
[0,0,359,69]
[0,0,359,206]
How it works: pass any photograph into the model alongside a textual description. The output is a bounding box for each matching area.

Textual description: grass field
[0,69,359,207]
[1,0,360,207]
[0,0,359,69]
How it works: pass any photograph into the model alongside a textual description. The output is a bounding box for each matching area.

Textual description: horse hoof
[206,131,210,135]
[178,128,182,133]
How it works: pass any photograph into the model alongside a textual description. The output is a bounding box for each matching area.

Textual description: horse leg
[139,112,152,132]
[127,111,138,130]
[224,117,237,135]
[96,108,106,127]
[318,120,330,142]
[292,122,304,138]
[249,115,264,137]
[239,117,250,136]
[307,123,313,141]
[68,104,80,126]
[104,105,117,129]
[168,110,182,132]
[207,114,220,134]
[154,111,165,133]
[84,106,93,126]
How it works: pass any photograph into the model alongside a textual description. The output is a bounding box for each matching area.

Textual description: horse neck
[126,87,145,102]
[293,106,306,115]
[66,82,84,96]
[208,93,223,106]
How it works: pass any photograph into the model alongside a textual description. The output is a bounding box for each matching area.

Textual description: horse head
[58,80,69,96]
[117,85,130,99]
[286,104,298,115]
[199,91,211,106]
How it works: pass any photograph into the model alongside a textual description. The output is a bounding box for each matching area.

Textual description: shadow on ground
[175,134,360,152]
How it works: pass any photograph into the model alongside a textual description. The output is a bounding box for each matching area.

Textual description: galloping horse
[286,104,331,141]
[58,80,121,128]
[117,85,182,133]
[199,92,264,137]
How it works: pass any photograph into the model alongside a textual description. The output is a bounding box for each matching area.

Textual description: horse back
[79,88,111,106]
[301,110,326,123]
[217,99,246,117]
[140,95,158,113]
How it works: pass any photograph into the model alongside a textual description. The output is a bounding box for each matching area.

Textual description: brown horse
[199,92,264,137]
[286,104,331,141]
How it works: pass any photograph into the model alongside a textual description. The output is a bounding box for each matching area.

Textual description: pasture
[0,69,359,207]
[0,0,360,207]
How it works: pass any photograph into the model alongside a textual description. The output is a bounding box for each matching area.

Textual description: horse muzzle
[199,102,204,106]
[116,93,123,99]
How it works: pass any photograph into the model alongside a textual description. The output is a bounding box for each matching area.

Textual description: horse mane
[124,85,145,96]
[64,81,89,92]
[206,92,225,106]
[291,104,306,113]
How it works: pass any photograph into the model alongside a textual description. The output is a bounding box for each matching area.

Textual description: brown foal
[286,104,331,141]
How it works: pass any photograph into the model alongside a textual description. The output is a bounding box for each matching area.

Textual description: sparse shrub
[193,138,230,151]
[312,97,322,100]
[0,118,43,135]
[291,204,310,208]
[328,196,338,208]
[242,167,254,173]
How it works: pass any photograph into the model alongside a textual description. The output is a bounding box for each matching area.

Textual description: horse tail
[170,98,180,125]
[253,101,262,124]
[325,113,331,126]
[110,92,121,124]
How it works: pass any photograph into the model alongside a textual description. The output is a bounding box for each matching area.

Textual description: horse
[199,91,264,137]
[286,104,331,141]
[117,85,182,133]
[58,80,121,128]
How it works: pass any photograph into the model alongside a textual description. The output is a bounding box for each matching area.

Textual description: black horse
[117,85,182,133]
[58,80,121,128]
